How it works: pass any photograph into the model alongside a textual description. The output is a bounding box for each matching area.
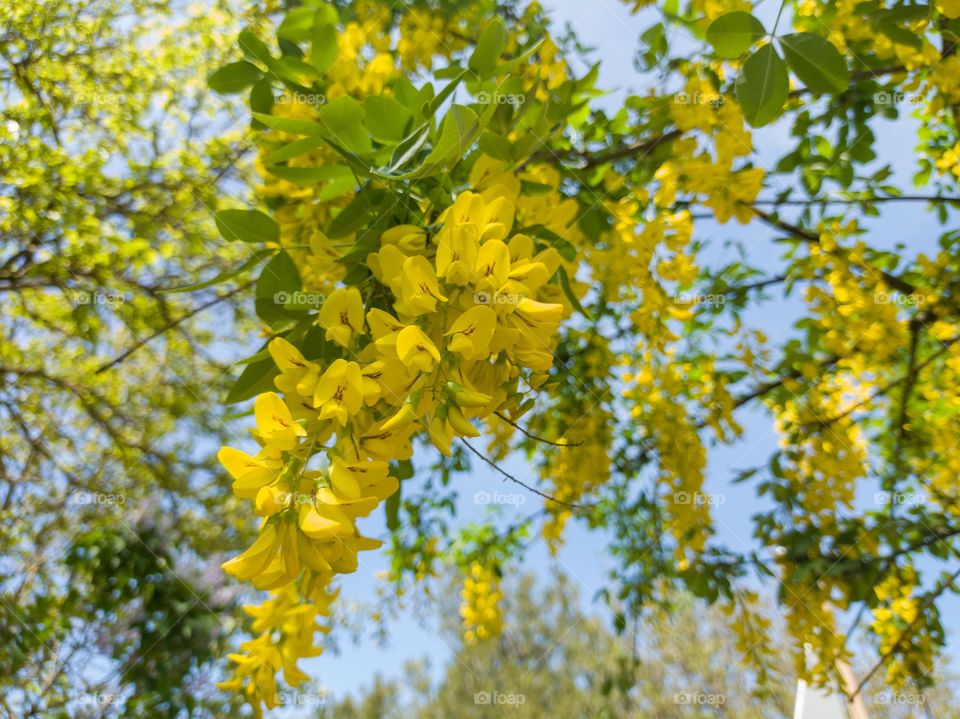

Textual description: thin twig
[494,411,583,447]
[460,438,589,511]
[94,280,253,374]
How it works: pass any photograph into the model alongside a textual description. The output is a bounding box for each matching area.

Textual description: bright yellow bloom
[399,255,447,315]
[445,305,497,361]
[313,359,371,426]
[396,325,441,372]
[318,287,364,347]
[218,447,276,499]
[255,392,306,451]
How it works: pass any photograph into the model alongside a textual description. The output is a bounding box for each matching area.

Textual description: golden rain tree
[79,0,960,715]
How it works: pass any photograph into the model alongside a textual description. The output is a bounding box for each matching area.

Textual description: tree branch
[460,438,589,511]
[94,280,253,374]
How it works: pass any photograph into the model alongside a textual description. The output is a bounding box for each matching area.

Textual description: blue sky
[282,0,960,709]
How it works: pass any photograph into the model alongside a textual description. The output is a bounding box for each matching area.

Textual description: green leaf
[263,164,351,186]
[225,354,279,404]
[261,136,327,164]
[423,70,468,118]
[255,250,302,325]
[327,190,377,238]
[364,96,412,143]
[706,12,766,58]
[469,19,507,76]
[207,61,261,94]
[310,23,339,75]
[317,96,372,154]
[277,7,315,42]
[159,251,271,294]
[413,104,479,175]
[495,38,544,75]
[381,122,431,175]
[249,78,275,120]
[251,112,326,136]
[778,33,849,94]
[478,131,513,160]
[214,210,279,244]
[876,22,923,50]
[238,30,273,66]
[557,266,591,319]
[735,44,789,127]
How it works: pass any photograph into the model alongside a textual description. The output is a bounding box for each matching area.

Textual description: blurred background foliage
[0,0,270,715]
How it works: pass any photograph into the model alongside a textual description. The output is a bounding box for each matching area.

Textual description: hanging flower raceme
[459,563,505,642]
[217,184,572,715]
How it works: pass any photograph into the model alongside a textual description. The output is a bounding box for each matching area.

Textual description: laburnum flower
[399,255,448,315]
[473,238,511,295]
[396,325,441,372]
[367,307,406,355]
[939,0,960,19]
[435,223,480,285]
[444,190,514,240]
[381,223,427,252]
[361,357,415,405]
[216,632,282,717]
[367,243,408,295]
[255,392,306,451]
[445,305,497,360]
[329,456,390,498]
[357,414,417,461]
[269,338,322,416]
[313,359,374,426]
[218,447,276,499]
[222,521,282,582]
[316,486,382,519]
[318,287,364,347]
[298,503,341,539]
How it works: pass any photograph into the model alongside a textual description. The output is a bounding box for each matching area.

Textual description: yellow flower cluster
[871,570,936,687]
[218,175,576,713]
[460,563,505,642]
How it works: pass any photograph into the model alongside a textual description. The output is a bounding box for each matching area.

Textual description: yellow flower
[396,325,441,372]
[218,447,276,499]
[381,223,427,252]
[939,0,960,19]
[313,359,368,426]
[445,305,497,361]
[222,521,282,582]
[318,287,364,347]
[435,224,480,285]
[473,239,511,293]
[329,456,389,498]
[255,392,306,451]
[399,255,448,315]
